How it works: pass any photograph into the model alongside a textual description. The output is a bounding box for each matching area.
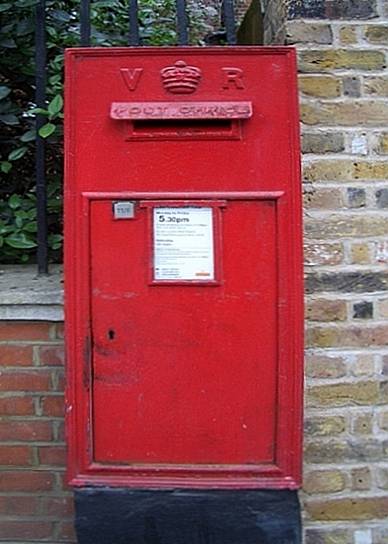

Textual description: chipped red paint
[64,47,303,490]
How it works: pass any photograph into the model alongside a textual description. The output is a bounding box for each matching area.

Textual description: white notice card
[153,207,214,281]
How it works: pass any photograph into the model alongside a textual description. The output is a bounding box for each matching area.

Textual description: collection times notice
[153,207,214,281]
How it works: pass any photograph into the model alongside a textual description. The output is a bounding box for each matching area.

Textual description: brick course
[0,321,75,543]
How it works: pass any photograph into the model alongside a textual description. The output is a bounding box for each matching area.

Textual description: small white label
[113,201,135,219]
[153,207,214,281]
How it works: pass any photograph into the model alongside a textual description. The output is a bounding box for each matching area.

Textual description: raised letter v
[120,68,143,91]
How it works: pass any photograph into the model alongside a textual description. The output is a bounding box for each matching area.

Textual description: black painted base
[75,488,301,544]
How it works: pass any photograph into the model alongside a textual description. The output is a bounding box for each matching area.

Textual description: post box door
[90,197,277,466]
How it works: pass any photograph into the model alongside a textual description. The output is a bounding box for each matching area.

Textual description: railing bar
[80,0,91,46]
[223,0,237,45]
[129,0,140,45]
[35,0,48,274]
[176,0,189,45]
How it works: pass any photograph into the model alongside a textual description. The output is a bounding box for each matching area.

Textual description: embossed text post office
[64,47,303,543]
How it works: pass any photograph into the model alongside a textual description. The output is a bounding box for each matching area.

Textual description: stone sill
[0,265,64,321]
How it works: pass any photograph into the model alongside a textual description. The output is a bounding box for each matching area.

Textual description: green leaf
[15,216,23,228]
[9,194,21,209]
[5,233,37,249]
[38,122,56,138]
[8,147,27,161]
[51,9,71,22]
[23,221,37,232]
[0,114,19,125]
[20,129,36,142]
[0,86,11,100]
[0,4,12,12]
[48,94,63,116]
[0,38,17,48]
[0,225,14,235]
[28,107,49,116]
[1,161,12,173]
[0,236,3,248]
[15,0,39,7]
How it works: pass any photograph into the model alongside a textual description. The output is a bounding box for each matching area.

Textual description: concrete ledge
[0,265,64,321]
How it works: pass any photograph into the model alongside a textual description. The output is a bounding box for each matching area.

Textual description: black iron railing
[34,0,237,273]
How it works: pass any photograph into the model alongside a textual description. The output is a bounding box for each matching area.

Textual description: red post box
[64,47,303,493]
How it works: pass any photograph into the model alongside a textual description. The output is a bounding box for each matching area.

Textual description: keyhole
[107,329,115,340]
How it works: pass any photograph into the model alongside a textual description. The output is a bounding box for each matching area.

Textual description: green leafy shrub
[0,0,220,264]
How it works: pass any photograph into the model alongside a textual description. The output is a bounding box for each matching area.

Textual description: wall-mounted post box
[65,46,303,542]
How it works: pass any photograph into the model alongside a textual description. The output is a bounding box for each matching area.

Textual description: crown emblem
[160,60,201,94]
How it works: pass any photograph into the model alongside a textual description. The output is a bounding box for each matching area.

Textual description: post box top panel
[65,47,300,193]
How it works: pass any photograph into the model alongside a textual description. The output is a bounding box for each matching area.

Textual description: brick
[306,216,388,238]
[351,467,372,491]
[307,325,388,348]
[306,497,388,521]
[325,0,377,19]
[0,420,52,441]
[305,438,384,463]
[38,344,65,366]
[302,132,344,154]
[304,160,388,182]
[305,416,346,436]
[306,299,347,322]
[347,188,365,208]
[0,495,39,515]
[57,520,77,541]
[378,298,388,318]
[365,25,388,44]
[43,496,74,516]
[299,75,341,98]
[351,354,375,377]
[299,50,385,73]
[55,322,65,339]
[376,188,388,208]
[304,242,344,265]
[306,271,388,293]
[353,301,373,319]
[0,370,51,392]
[304,187,344,209]
[376,467,388,490]
[374,527,388,544]
[339,25,358,44]
[351,413,373,434]
[304,160,353,181]
[0,345,33,366]
[0,445,32,465]
[0,395,34,415]
[350,243,370,265]
[287,21,332,44]
[376,133,388,154]
[379,411,388,431]
[354,161,388,179]
[306,354,347,378]
[307,381,379,407]
[0,470,54,491]
[0,520,53,540]
[365,76,388,97]
[304,470,346,494]
[288,0,377,19]
[302,102,388,127]
[41,395,64,417]
[343,76,361,98]
[374,241,388,263]
[0,321,52,341]
[350,134,368,155]
[39,445,66,466]
[305,528,350,544]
